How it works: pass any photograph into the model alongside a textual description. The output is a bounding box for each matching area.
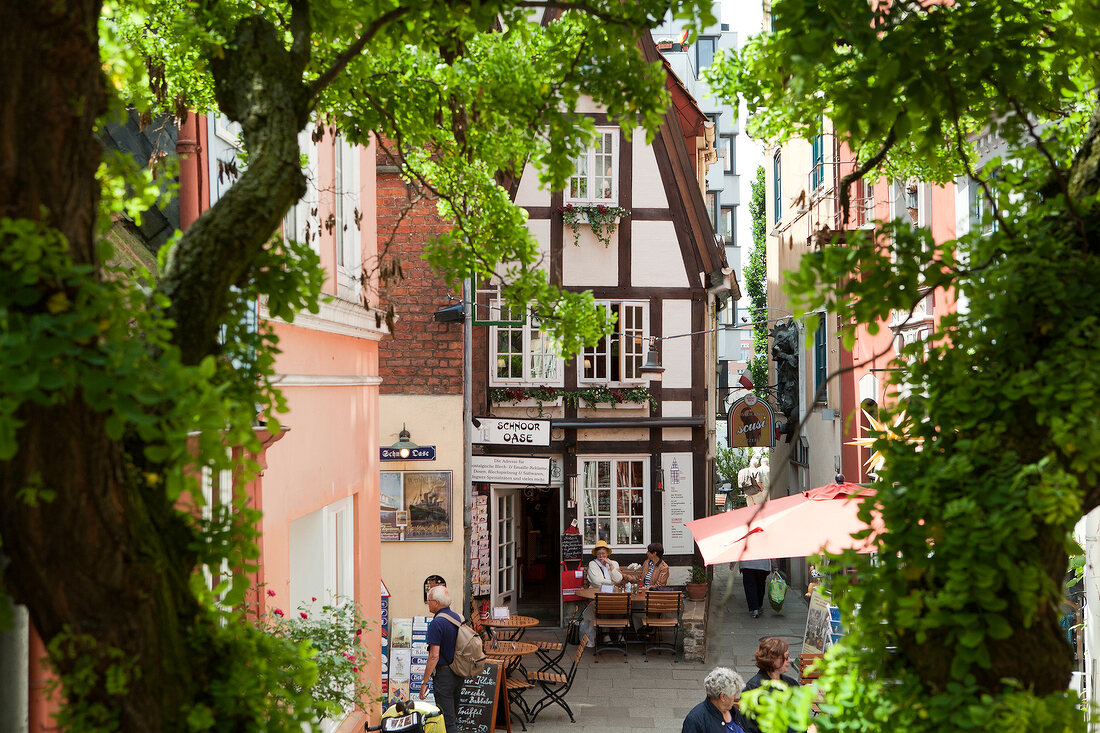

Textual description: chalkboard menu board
[457,662,503,733]
[560,532,583,562]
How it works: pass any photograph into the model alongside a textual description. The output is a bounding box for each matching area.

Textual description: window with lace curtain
[580,457,648,551]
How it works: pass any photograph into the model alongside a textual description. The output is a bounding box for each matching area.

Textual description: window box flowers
[558,203,629,248]
[490,385,654,411]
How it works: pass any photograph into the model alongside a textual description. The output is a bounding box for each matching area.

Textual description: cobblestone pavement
[510,563,810,733]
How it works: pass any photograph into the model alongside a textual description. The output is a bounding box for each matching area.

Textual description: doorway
[491,488,519,615]
[515,487,562,627]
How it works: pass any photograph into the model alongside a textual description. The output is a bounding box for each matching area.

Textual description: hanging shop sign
[380,445,437,461]
[727,394,776,448]
[470,455,551,485]
[473,417,551,446]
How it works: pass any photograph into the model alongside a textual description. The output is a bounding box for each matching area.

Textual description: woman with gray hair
[681,667,751,732]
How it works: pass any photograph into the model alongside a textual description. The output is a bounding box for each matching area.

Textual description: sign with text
[380,445,437,461]
[727,394,776,448]
[470,455,551,485]
[560,532,583,562]
[662,452,694,554]
[473,417,551,446]
[456,662,504,733]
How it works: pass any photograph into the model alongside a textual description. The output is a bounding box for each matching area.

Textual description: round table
[481,614,540,641]
[484,639,539,661]
[483,640,540,675]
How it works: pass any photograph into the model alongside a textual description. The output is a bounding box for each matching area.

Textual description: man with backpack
[421,584,486,732]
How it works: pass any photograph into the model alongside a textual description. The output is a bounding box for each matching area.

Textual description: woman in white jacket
[579,540,622,646]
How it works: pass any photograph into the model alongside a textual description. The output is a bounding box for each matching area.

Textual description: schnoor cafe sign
[726,394,776,448]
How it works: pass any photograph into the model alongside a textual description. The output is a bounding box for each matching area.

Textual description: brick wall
[375,139,463,395]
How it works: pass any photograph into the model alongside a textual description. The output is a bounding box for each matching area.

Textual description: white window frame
[323,496,355,607]
[565,127,620,205]
[335,135,362,299]
[577,301,648,386]
[488,303,564,387]
[579,456,650,552]
[284,126,321,254]
[201,450,234,607]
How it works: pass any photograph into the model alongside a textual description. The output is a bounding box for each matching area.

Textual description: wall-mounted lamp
[639,340,665,382]
[390,424,418,459]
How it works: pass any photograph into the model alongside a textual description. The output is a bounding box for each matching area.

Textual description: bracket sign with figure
[727,394,776,448]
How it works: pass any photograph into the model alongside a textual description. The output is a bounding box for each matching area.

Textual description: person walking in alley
[738,559,774,618]
[739,456,764,506]
[421,585,461,732]
[681,667,752,733]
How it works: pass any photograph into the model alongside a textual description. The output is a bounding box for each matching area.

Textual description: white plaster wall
[633,128,669,209]
[805,411,843,491]
[662,401,693,417]
[576,94,602,115]
[576,427,650,442]
[632,220,690,287]
[661,300,693,388]
[515,159,551,208]
[530,218,551,262]
[662,427,694,441]
[562,227,619,286]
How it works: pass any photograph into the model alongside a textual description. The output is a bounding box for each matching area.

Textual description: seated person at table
[579,540,621,647]
[585,539,622,588]
[623,542,670,589]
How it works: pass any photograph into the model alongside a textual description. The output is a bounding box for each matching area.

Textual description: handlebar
[364,702,442,732]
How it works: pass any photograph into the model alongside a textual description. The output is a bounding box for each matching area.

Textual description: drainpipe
[0,605,28,733]
[177,114,203,229]
[462,281,474,619]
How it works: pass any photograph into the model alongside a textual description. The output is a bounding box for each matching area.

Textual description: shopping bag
[566,609,582,646]
[561,560,584,602]
[766,570,789,613]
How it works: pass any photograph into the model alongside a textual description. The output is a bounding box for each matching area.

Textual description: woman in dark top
[741,637,801,733]
[681,667,752,733]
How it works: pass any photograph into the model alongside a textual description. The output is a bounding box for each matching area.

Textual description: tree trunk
[0,5,312,729]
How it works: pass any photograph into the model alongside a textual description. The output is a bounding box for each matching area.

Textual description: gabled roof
[642,33,734,297]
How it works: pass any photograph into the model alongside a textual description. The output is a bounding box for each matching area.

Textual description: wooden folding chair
[641,590,683,661]
[798,653,825,683]
[593,592,631,661]
[527,635,589,723]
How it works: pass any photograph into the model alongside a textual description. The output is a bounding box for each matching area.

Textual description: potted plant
[685,563,709,601]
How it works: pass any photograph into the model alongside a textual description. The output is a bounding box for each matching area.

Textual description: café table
[481,614,540,641]
[573,587,647,607]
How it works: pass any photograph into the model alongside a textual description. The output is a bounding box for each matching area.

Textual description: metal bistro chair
[533,606,581,675]
[641,590,684,661]
[593,592,631,661]
[526,634,589,723]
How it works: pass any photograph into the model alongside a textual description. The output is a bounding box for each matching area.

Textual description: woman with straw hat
[579,540,623,647]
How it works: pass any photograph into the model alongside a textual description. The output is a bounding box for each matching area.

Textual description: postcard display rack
[471,493,490,599]
[385,616,435,707]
